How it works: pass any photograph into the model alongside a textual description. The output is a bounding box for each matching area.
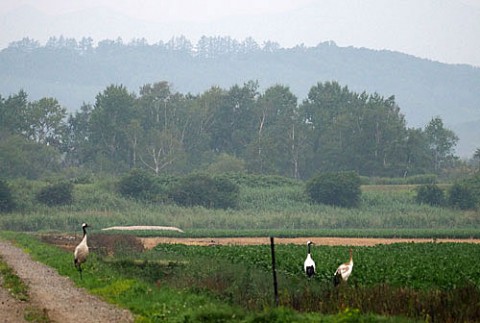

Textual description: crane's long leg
[74,259,83,280]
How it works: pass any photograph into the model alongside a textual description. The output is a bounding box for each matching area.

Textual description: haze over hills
[1,3,479,158]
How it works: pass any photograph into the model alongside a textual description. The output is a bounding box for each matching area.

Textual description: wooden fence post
[270,236,279,307]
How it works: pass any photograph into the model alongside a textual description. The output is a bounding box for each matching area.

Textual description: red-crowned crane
[74,223,89,279]
[304,241,316,277]
[334,248,353,286]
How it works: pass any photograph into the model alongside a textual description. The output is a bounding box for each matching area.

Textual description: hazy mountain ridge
[0,36,479,157]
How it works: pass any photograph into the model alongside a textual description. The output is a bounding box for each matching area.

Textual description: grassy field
[1,178,478,238]
[1,177,479,321]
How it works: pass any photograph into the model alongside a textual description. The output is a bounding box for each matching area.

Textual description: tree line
[0,80,459,180]
[6,35,282,56]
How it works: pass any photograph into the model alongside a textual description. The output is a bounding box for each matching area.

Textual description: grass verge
[0,254,51,322]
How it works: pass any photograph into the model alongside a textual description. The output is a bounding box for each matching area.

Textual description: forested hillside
[1,36,479,157]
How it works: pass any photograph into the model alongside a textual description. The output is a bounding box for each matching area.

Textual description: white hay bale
[101,226,184,233]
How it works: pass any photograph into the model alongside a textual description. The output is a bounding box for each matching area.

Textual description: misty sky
[1,0,480,67]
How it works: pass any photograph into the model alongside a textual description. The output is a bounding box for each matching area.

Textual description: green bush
[36,181,74,206]
[169,173,239,209]
[415,184,445,206]
[117,169,163,201]
[0,179,15,212]
[445,173,480,210]
[305,171,361,207]
[448,183,476,210]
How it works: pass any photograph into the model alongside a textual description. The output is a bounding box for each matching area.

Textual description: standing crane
[334,248,353,286]
[74,223,89,279]
[304,241,316,278]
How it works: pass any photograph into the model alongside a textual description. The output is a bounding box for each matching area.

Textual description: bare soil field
[139,236,480,249]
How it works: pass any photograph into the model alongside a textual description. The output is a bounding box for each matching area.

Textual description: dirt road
[0,239,134,323]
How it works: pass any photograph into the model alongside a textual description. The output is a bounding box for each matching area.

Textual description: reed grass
[1,179,478,238]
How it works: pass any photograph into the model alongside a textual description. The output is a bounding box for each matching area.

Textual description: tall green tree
[424,116,458,173]
[26,97,67,148]
[65,103,93,167]
[89,84,136,172]
[181,91,215,170]
[358,94,408,176]
[210,81,259,157]
[138,81,172,131]
[0,134,61,179]
[299,82,409,177]
[300,82,357,175]
[136,82,189,174]
[473,148,480,170]
[247,84,301,177]
[404,128,433,175]
[0,90,29,136]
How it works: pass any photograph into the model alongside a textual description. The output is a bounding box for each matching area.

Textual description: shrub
[415,184,445,206]
[117,169,160,201]
[305,171,361,207]
[448,183,476,210]
[169,173,239,209]
[205,153,246,174]
[445,173,480,210]
[0,179,15,212]
[36,181,74,206]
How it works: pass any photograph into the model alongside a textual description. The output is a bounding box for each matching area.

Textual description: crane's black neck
[82,226,87,237]
[307,243,311,254]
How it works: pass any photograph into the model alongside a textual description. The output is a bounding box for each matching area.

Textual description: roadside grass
[0,254,51,322]
[0,255,29,301]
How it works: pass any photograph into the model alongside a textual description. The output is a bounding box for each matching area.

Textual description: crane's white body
[304,241,316,277]
[74,223,89,278]
[334,248,353,283]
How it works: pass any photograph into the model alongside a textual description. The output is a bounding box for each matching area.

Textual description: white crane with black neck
[304,240,316,278]
[334,248,353,286]
[74,223,89,279]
